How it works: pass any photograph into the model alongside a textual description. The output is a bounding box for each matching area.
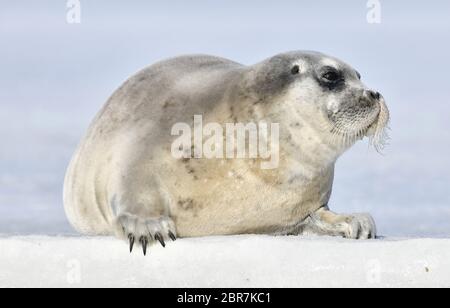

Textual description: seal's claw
[155,233,166,247]
[115,214,176,253]
[168,231,176,241]
[140,236,148,256]
[128,234,135,253]
[354,213,377,240]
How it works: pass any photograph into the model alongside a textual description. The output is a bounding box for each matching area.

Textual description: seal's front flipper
[297,206,377,240]
[113,213,177,255]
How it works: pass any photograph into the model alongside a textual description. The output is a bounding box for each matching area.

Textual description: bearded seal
[63,51,390,254]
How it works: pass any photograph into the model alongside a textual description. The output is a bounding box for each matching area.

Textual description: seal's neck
[280,117,351,178]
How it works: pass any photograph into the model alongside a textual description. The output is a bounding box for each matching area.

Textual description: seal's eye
[322,71,341,82]
[291,65,300,75]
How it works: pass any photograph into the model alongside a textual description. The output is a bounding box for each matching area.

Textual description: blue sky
[0,0,449,236]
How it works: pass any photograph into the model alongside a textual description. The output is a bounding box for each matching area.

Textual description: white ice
[0,235,449,288]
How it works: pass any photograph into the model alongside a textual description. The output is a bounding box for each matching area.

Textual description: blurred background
[0,0,449,236]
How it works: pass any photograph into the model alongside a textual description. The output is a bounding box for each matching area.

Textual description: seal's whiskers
[369,99,390,153]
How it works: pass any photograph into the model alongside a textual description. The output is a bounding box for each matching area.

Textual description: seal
[63,51,390,254]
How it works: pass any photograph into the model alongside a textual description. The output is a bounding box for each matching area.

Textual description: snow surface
[0,235,449,288]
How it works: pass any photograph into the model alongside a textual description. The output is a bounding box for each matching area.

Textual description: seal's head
[247,51,390,156]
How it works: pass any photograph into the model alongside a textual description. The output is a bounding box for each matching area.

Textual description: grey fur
[64,51,388,252]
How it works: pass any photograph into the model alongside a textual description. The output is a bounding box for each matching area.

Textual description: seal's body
[64,51,389,253]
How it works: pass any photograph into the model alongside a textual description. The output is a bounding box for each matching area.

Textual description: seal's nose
[366,90,381,101]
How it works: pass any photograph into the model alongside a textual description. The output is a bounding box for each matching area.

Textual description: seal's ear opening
[291,65,300,75]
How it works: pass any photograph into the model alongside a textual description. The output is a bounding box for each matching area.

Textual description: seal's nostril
[368,90,380,101]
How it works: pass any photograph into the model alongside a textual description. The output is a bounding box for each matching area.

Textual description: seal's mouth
[327,98,390,152]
